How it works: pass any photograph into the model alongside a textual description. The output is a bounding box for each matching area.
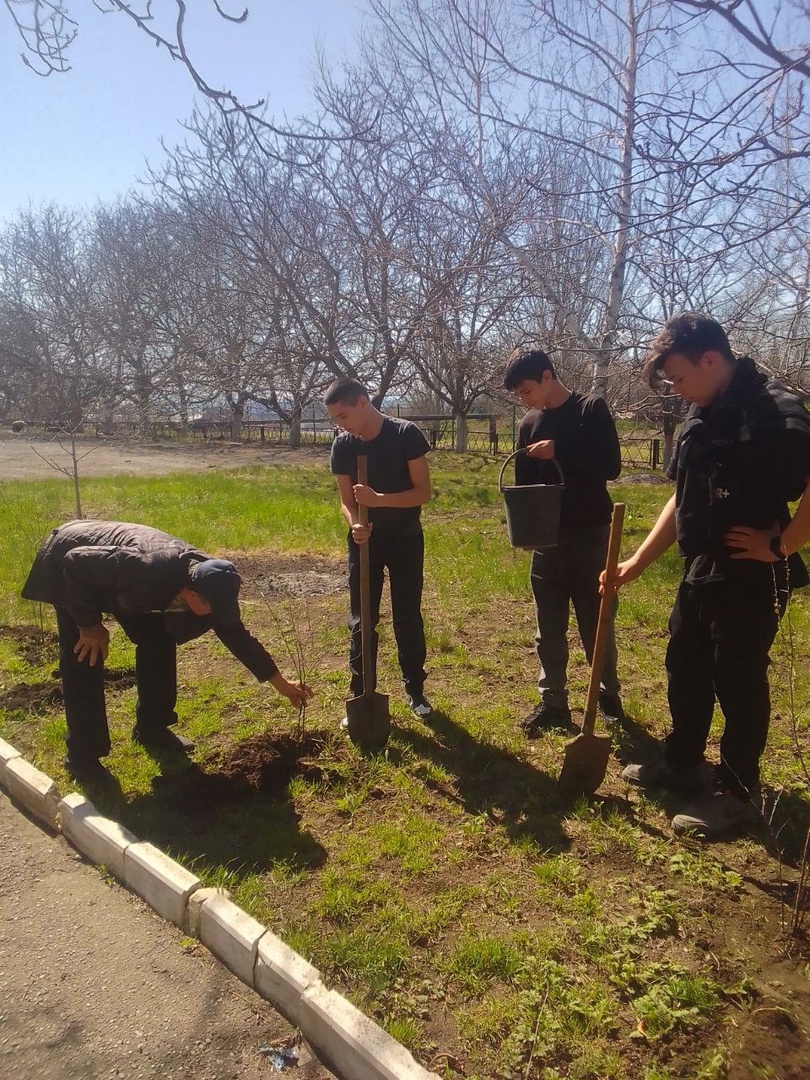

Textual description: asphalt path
[0,790,335,1080]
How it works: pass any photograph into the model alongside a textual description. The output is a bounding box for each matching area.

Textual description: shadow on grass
[393,709,571,854]
[605,709,662,765]
[110,736,329,882]
[762,788,810,869]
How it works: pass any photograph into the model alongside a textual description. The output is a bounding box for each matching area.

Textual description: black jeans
[347,531,427,698]
[663,570,786,796]
[529,525,619,707]
[57,608,178,762]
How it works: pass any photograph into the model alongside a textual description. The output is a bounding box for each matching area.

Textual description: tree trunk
[230,399,245,442]
[288,409,302,449]
[454,412,468,452]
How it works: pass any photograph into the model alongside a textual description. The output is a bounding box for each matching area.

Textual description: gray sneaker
[621,756,710,794]
[671,789,761,839]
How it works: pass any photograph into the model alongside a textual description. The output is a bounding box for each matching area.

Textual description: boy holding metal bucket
[503,347,624,735]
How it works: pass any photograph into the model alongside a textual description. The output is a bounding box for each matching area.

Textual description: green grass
[1,453,809,1079]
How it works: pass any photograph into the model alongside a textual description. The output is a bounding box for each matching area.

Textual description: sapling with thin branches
[260,590,314,743]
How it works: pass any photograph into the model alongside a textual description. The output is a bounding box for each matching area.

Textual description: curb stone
[185,885,231,937]
[124,840,201,928]
[299,982,438,1080]
[59,791,138,880]
[199,891,265,985]
[4,754,60,828]
[0,736,21,787]
[255,930,322,1027]
[0,751,441,1080]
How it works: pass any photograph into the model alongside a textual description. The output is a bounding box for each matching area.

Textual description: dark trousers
[347,531,427,698]
[529,525,619,707]
[663,571,785,796]
[57,608,178,762]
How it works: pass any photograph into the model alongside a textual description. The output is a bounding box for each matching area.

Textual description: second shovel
[345,454,391,752]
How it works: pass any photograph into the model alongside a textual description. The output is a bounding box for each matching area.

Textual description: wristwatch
[769,534,787,560]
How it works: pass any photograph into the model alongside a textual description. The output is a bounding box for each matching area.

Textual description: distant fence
[180,414,663,468]
[6,416,664,469]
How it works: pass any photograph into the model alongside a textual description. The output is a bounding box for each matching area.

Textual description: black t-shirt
[515,391,621,528]
[330,416,430,536]
[666,357,810,586]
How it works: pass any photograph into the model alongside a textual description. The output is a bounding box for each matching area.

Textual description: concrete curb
[0,736,21,787]
[0,742,440,1080]
[5,755,60,829]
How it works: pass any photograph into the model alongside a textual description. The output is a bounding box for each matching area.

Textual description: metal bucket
[499,449,565,550]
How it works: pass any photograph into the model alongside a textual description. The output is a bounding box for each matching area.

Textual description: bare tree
[5,0,351,144]
[0,206,114,429]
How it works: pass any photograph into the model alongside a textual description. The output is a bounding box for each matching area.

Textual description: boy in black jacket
[22,520,312,783]
[611,314,810,838]
[503,347,624,735]
[326,376,433,720]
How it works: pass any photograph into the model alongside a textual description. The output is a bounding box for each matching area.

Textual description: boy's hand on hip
[526,440,555,459]
[74,624,110,666]
[724,526,780,561]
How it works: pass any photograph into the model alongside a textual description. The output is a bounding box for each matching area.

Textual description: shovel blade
[558,730,611,797]
[345,690,391,751]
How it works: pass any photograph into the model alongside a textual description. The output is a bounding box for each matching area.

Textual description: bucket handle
[498,447,565,493]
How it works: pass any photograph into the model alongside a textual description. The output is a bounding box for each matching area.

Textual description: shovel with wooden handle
[558,502,625,797]
[345,455,391,752]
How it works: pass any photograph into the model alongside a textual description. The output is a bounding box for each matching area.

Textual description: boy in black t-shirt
[326,377,433,719]
[503,347,624,735]
[610,314,810,839]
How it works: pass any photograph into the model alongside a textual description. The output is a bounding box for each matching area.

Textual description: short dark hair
[644,313,735,387]
[503,347,556,390]
[324,376,369,407]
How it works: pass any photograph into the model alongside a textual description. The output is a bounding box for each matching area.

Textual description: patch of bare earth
[0,432,329,480]
[235,552,346,601]
[0,625,136,711]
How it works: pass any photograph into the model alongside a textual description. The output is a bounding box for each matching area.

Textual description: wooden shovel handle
[582,503,625,736]
[357,456,374,697]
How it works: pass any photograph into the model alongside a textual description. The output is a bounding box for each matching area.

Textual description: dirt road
[0,790,335,1080]
[0,433,328,481]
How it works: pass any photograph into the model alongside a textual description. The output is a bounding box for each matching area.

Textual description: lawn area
[1,453,809,1079]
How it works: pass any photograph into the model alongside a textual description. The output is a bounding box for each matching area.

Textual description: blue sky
[0,2,368,222]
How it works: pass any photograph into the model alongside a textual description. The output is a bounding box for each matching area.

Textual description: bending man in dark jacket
[22,521,313,783]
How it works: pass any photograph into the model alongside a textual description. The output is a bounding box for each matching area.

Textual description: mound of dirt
[212,730,330,788]
[236,553,345,600]
[0,624,58,666]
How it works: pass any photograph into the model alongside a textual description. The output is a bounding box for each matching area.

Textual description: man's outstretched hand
[270,673,315,709]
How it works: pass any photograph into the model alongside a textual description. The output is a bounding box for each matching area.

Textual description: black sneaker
[132,727,194,753]
[598,693,626,722]
[519,701,572,737]
[64,755,115,786]
[406,692,433,720]
[622,755,710,794]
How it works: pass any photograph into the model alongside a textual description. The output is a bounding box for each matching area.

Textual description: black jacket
[667,358,810,586]
[515,391,621,528]
[22,521,279,681]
